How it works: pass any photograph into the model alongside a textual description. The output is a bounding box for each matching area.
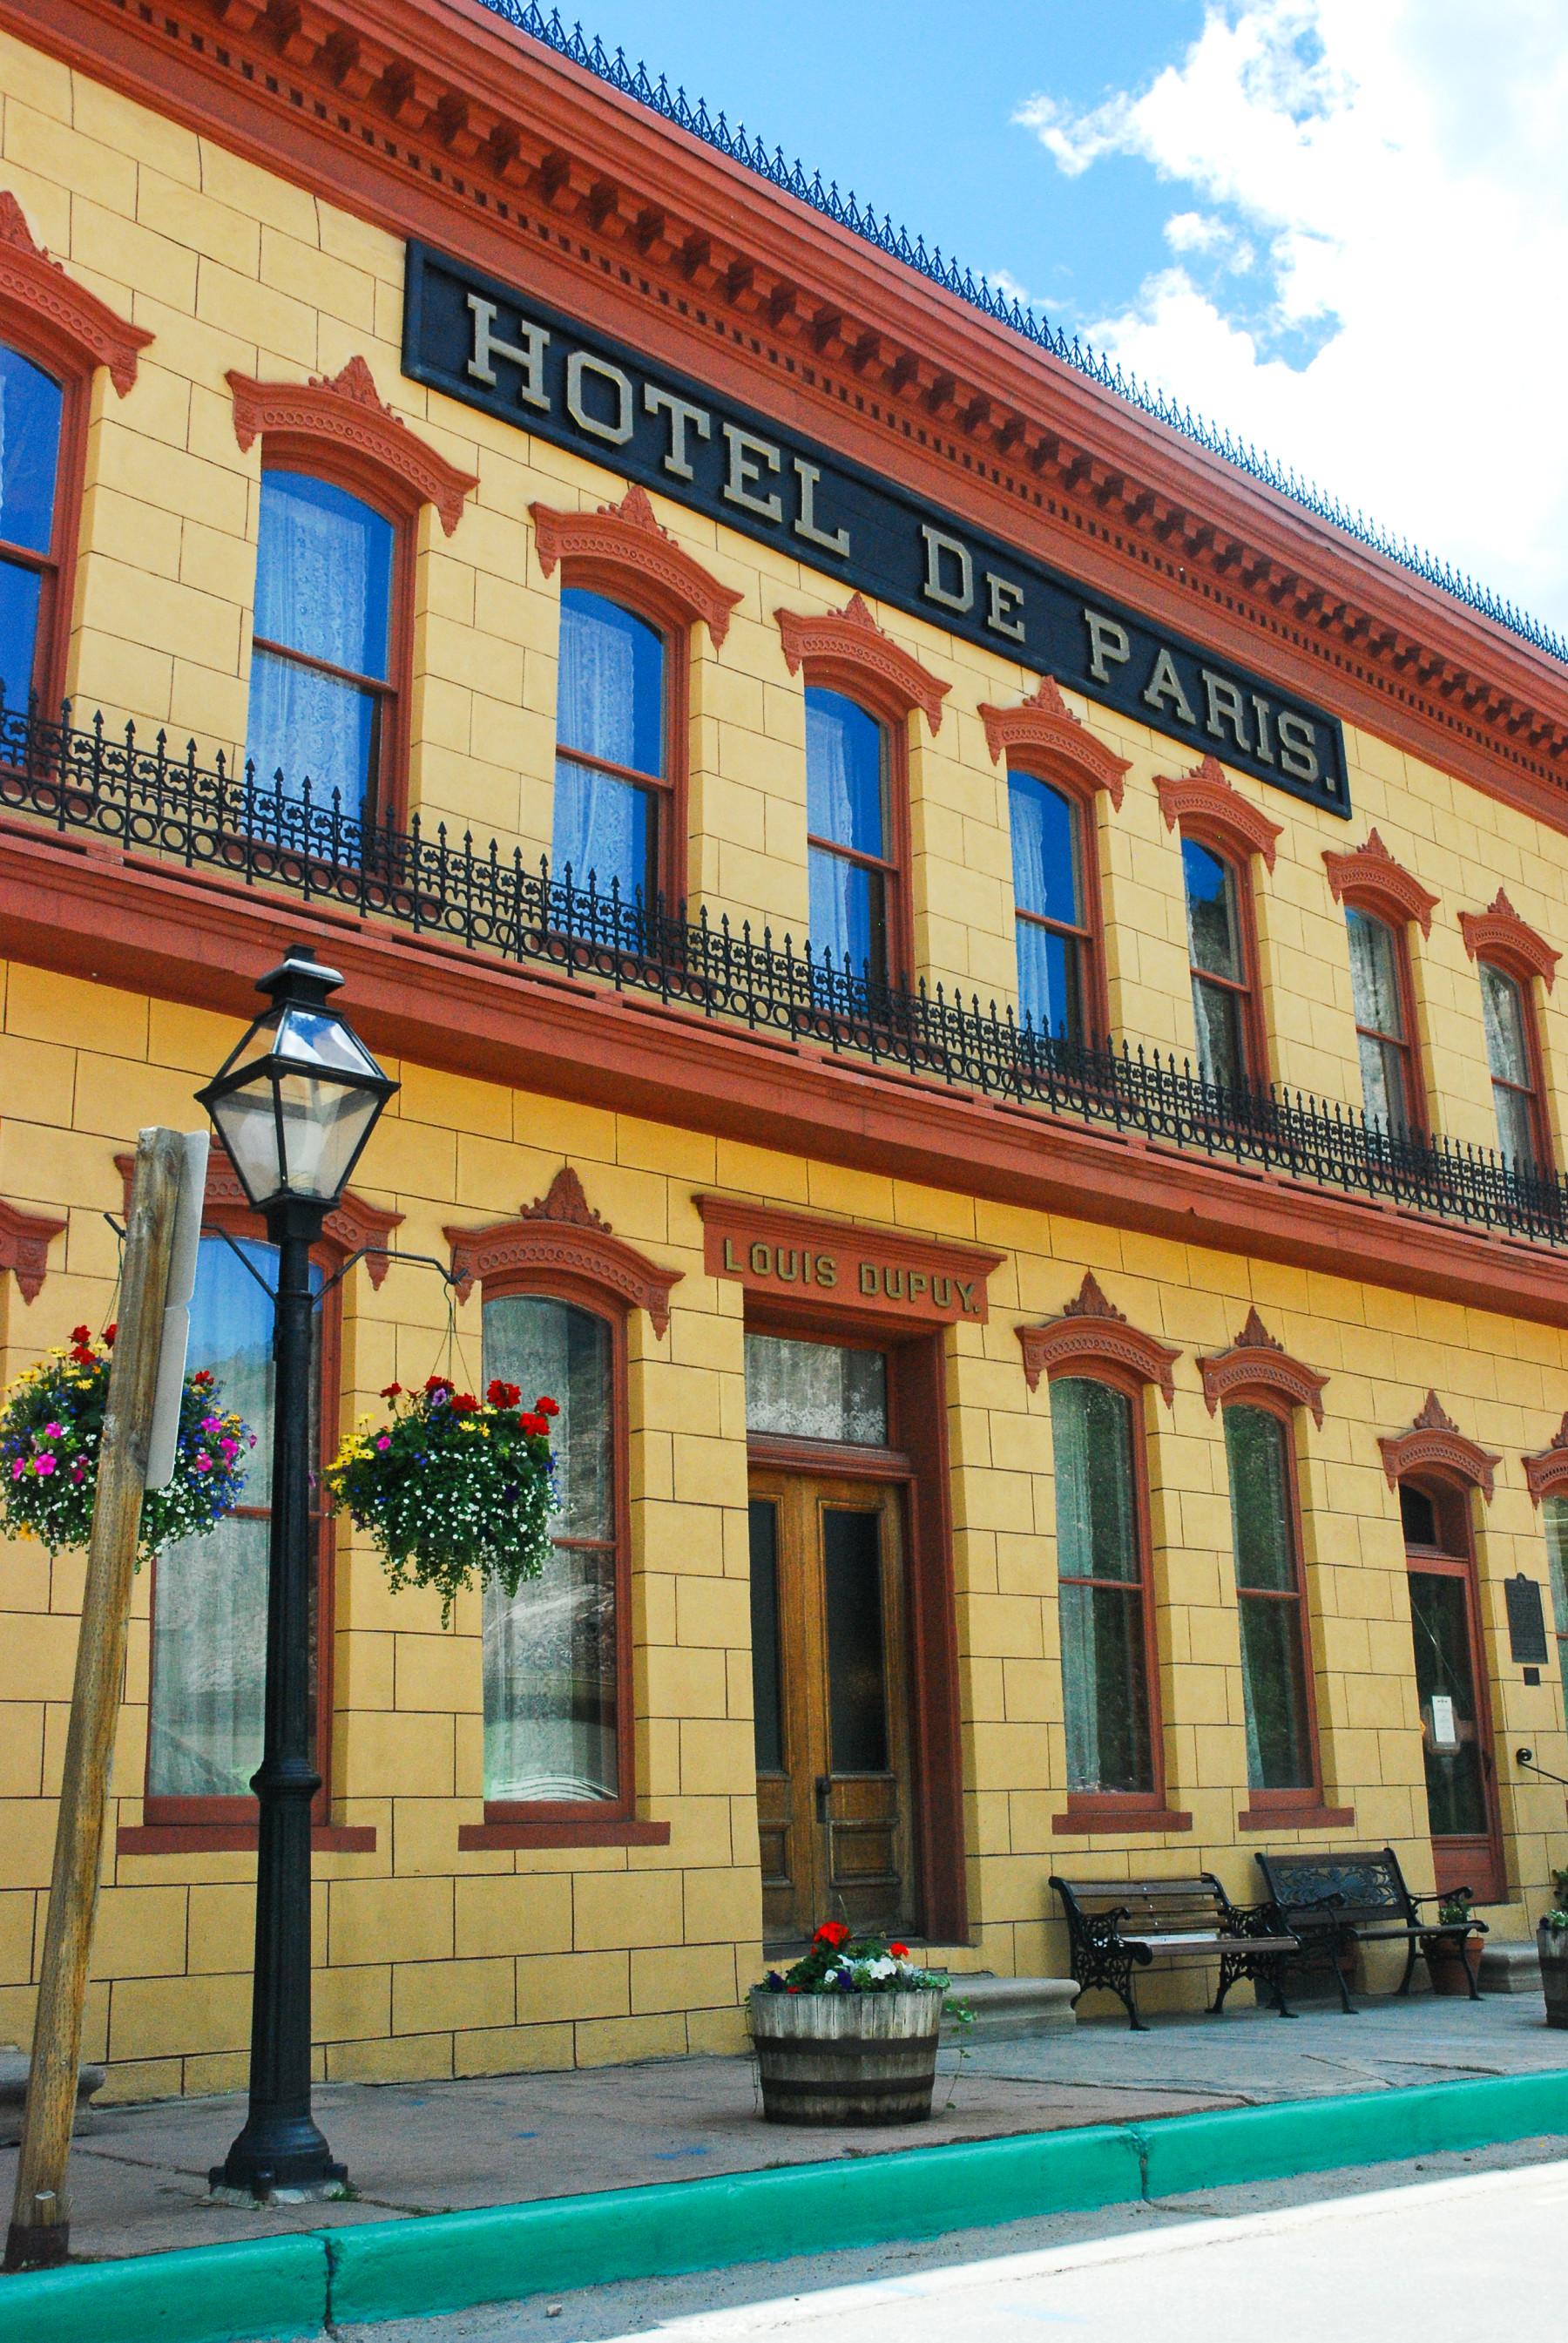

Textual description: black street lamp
[199,945,397,2202]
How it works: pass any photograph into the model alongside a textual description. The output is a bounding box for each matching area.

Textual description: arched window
[1182,837,1257,1091]
[1478,958,1547,1174]
[245,468,399,825]
[1222,1401,1320,1804]
[0,337,69,712]
[1051,1374,1156,1797]
[552,586,668,910]
[1009,770,1095,1043]
[481,1289,625,1811]
[1347,905,1421,1134]
[807,686,897,985]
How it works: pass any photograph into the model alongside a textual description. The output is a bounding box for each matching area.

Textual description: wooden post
[5,1127,184,2272]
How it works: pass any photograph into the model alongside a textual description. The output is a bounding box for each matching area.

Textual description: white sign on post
[1429,1694,1459,1752]
[143,1132,209,1492]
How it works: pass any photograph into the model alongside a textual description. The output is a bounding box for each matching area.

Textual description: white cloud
[1014,0,1568,638]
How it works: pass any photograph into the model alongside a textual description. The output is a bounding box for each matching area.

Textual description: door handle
[814,1775,832,1821]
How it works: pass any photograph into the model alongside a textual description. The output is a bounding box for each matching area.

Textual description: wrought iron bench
[1255,1847,1488,2010]
[1051,1872,1301,2032]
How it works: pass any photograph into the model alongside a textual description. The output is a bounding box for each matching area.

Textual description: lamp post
[199,945,397,2202]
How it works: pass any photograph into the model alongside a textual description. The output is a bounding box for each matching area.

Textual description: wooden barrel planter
[1539,1925,1568,2028]
[748,1986,943,2125]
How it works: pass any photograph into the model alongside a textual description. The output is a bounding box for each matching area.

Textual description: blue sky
[546,3,1568,640]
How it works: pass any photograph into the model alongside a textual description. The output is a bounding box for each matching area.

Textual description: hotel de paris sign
[404,242,1349,815]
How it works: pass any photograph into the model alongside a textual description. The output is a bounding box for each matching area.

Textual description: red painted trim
[1458,889,1561,991]
[1524,1412,1568,1506]
[1051,1803,1194,1836]
[1018,1271,1180,1405]
[0,217,93,717]
[117,1823,376,1852]
[699,1195,1003,1326]
[531,484,741,647]
[447,1166,681,1335]
[1379,1392,1501,1500]
[1157,755,1282,874]
[1199,1307,1328,1427]
[747,1434,911,1480]
[977,678,1129,811]
[116,1153,402,1287]
[1323,828,1439,938]
[1236,1804,1355,1832]
[889,1334,967,1943]
[228,357,476,536]
[15,0,1568,844]
[459,1816,670,1848]
[0,187,152,396]
[0,1195,66,1303]
[10,834,1568,1330]
[776,596,950,736]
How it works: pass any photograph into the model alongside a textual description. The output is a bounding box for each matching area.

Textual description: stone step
[0,2049,105,2146]
[942,1974,1078,2037]
[1477,1940,1543,1994]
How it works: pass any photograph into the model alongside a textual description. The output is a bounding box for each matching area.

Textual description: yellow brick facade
[2,23,1568,2094]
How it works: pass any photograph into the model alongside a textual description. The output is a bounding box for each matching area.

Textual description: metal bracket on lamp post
[1516,1747,1568,1789]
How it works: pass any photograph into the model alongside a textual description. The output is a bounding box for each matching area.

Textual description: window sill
[1051,1802,1193,1837]
[459,1817,672,1850]
[1237,1804,1355,1832]
[117,1824,377,1854]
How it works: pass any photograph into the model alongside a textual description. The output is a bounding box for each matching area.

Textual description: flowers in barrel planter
[0,1324,253,1562]
[760,1921,971,2018]
[325,1374,558,1621]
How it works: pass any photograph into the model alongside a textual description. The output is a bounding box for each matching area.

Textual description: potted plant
[1423,1890,1485,1995]
[1538,1871,1568,2028]
[325,1375,558,1620]
[0,1324,253,1561]
[748,1923,970,2126]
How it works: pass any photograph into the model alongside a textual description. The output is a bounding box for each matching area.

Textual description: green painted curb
[0,2231,328,2343]
[328,2121,1142,2326]
[3,2065,1565,2343]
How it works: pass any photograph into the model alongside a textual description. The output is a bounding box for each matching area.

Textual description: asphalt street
[339,2136,1565,2342]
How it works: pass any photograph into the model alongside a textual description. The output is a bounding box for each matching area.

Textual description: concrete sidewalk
[5,1989,1562,2267]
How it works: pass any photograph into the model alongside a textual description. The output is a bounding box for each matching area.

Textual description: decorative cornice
[1017,1271,1180,1406]
[976,678,1130,810]
[1199,1306,1328,1427]
[114,1150,402,1284]
[1155,755,1282,872]
[530,484,743,646]
[1322,829,1440,939]
[1457,889,1560,991]
[0,187,152,396]
[226,356,477,534]
[447,1165,682,1335]
[0,1195,66,1304]
[1524,1413,1568,1506]
[775,595,950,734]
[1378,1391,1500,1500]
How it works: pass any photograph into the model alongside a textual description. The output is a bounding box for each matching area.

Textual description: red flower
[889,1943,909,1959]
[381,1382,402,1400]
[814,1921,850,1949]
[424,1374,455,1395]
[191,1370,215,1388]
[536,1395,560,1418]
[449,1392,479,1414]
[104,1324,117,1346]
[69,1345,95,1366]
[487,1379,522,1409]
[518,1412,547,1438]
[71,1325,91,1344]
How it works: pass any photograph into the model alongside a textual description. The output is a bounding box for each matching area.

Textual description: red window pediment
[1156,754,1281,872]
[1199,1307,1328,1426]
[775,593,949,734]
[227,355,477,534]
[977,677,1130,809]
[446,1166,682,1336]
[0,1195,66,1304]
[1458,889,1559,991]
[1378,1391,1500,1500]
[0,190,152,394]
[531,483,742,645]
[1322,829,1439,938]
[1017,1271,1180,1405]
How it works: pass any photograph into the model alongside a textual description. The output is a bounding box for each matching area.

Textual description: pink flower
[194,1453,213,1473]
[376,1434,391,1450]
[219,1438,239,1461]
[34,1455,56,1478]
[70,1463,84,1482]
[201,1415,221,1434]
[43,1422,63,1439]
[10,1459,22,1480]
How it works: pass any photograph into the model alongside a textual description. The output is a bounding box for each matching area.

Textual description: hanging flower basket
[0,1325,253,1563]
[325,1375,558,1621]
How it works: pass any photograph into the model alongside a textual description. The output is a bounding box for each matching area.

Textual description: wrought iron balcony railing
[3,693,1567,1250]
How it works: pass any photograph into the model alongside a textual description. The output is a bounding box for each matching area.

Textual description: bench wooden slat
[1050,1870,1300,2031]
[1254,1845,1488,2013]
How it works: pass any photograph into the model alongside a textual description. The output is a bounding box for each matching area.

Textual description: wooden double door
[748,1469,916,1949]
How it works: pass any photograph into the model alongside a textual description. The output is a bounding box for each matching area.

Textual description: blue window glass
[806,687,891,981]
[1009,771,1087,1040]
[0,341,64,708]
[552,587,665,904]
[245,470,395,821]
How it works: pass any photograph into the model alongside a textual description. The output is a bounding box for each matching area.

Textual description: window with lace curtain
[481,1291,625,1809]
[551,586,667,909]
[807,686,899,986]
[244,468,397,823]
[1478,958,1548,1175]
[0,337,70,713]
[1051,1375,1157,1796]
[1009,769,1093,1044]
[1346,906,1422,1135]
[1182,836,1259,1093]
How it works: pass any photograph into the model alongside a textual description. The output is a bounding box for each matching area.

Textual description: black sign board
[1506,1574,1550,1666]
[403,242,1350,816]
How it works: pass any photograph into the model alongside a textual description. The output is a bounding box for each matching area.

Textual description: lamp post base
[209,2112,347,2206]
